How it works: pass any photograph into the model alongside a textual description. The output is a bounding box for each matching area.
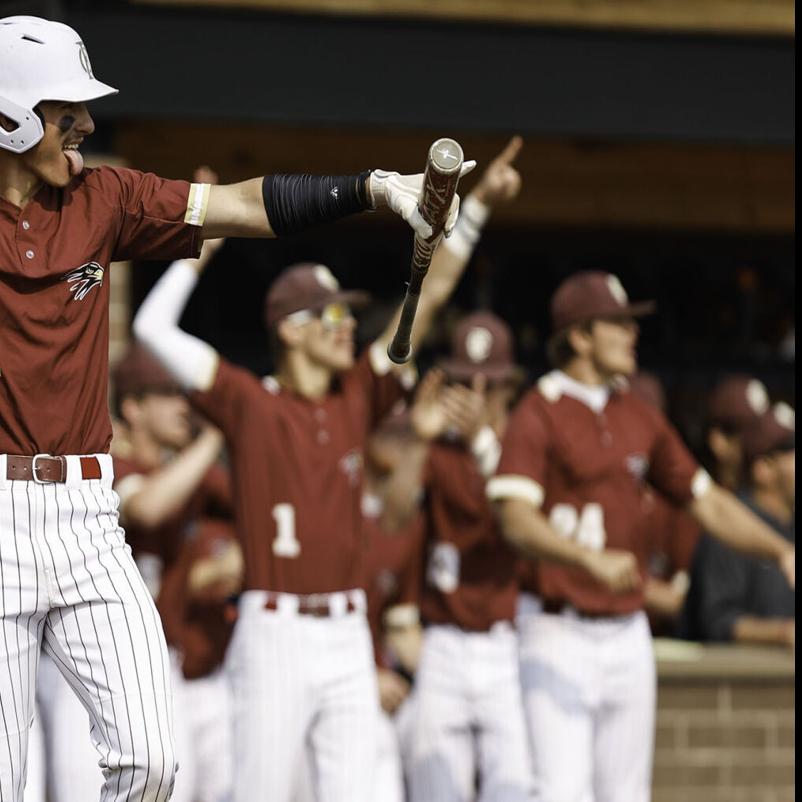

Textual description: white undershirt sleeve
[132,259,219,392]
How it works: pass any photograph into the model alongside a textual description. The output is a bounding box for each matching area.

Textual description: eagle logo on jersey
[339,449,363,487]
[63,262,105,301]
[626,453,650,482]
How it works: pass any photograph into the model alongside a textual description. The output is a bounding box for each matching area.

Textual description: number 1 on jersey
[272,503,301,558]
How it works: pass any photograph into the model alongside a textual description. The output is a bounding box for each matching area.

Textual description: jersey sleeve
[189,359,261,440]
[648,412,710,506]
[88,167,206,262]
[344,343,416,430]
[486,393,548,508]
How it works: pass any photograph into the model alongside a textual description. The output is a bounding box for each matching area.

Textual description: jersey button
[22,220,30,230]
[317,430,330,445]
[601,431,613,447]
[25,249,34,259]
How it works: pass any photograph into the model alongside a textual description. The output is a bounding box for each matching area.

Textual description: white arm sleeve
[132,259,218,392]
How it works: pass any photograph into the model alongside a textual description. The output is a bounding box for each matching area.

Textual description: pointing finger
[496,136,523,167]
[459,160,477,178]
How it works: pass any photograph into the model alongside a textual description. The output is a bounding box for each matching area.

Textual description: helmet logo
[314,265,339,291]
[746,380,769,415]
[774,402,795,430]
[77,41,94,78]
[606,274,629,306]
[465,327,493,363]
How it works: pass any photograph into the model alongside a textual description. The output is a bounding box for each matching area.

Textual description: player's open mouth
[62,142,84,177]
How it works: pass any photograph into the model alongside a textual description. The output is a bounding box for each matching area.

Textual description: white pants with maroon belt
[408,622,536,802]
[0,454,177,802]
[517,596,655,802]
[228,589,378,802]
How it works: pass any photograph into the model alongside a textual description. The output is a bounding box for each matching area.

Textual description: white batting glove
[369,161,476,240]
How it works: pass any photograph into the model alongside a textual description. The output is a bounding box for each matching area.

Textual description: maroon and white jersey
[487,370,709,616]
[362,493,425,667]
[421,441,520,631]
[189,344,412,594]
[0,167,208,456]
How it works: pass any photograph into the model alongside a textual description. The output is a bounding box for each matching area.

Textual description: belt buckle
[31,453,56,484]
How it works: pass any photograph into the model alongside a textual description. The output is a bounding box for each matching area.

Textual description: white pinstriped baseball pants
[228,590,378,802]
[0,455,177,802]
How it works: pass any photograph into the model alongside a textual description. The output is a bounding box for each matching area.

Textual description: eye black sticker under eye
[58,115,76,133]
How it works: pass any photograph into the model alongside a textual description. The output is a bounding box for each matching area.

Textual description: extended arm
[689,483,795,586]
[119,427,224,530]
[200,165,474,240]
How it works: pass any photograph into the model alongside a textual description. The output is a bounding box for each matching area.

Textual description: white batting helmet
[0,16,117,154]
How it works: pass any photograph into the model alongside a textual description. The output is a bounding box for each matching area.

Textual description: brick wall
[653,642,795,802]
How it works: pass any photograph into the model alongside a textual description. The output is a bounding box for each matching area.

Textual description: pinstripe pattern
[229,591,378,802]
[0,468,177,802]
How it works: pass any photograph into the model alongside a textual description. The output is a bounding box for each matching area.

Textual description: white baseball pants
[228,590,379,802]
[517,600,655,802]
[170,661,233,802]
[409,623,536,802]
[0,456,177,802]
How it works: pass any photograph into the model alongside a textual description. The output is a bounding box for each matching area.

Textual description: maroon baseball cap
[742,403,795,464]
[550,271,655,333]
[628,372,667,413]
[440,312,522,383]
[264,263,370,329]
[112,344,182,401]
[707,375,770,432]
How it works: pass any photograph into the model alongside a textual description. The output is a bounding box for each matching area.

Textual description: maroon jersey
[362,496,425,667]
[488,371,708,616]
[157,518,239,680]
[421,441,519,631]
[189,345,410,594]
[0,167,206,456]
[643,489,700,582]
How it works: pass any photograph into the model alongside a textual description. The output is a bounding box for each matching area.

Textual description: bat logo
[63,262,105,301]
[436,146,459,164]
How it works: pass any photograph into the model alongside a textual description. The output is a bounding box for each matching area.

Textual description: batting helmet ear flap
[0,93,43,154]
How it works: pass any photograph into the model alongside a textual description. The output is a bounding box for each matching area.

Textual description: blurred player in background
[684,403,795,649]
[296,407,427,802]
[704,375,771,491]
[487,271,795,802]
[112,343,236,802]
[131,141,496,801]
[404,312,535,802]
[628,373,700,636]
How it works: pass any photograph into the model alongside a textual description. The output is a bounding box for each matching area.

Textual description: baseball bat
[387,137,465,365]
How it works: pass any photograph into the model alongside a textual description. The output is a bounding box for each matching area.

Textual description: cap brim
[440,358,524,384]
[623,300,657,319]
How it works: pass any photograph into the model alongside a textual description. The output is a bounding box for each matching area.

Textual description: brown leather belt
[5,455,102,483]
[264,592,360,618]
[542,599,620,620]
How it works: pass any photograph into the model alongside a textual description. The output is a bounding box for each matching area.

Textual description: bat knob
[387,341,411,365]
